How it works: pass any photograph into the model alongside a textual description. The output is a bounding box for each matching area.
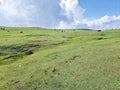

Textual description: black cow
[98,30,102,32]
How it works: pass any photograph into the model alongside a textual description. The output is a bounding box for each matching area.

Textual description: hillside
[0,27,120,90]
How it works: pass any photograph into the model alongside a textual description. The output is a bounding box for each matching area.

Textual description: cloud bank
[58,0,120,29]
[0,0,36,26]
[0,0,120,29]
[0,0,61,27]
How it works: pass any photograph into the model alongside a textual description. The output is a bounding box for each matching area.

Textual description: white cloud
[60,0,85,21]
[0,0,37,26]
[0,0,60,27]
[86,15,120,29]
[58,0,85,28]
[58,0,120,29]
[0,0,120,29]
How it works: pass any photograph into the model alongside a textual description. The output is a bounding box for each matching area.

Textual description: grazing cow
[98,30,102,32]
[1,28,5,30]
[20,31,23,33]
[97,37,103,40]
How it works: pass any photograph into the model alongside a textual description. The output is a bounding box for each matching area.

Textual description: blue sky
[0,0,120,29]
[79,0,120,19]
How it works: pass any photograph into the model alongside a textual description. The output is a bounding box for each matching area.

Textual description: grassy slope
[0,27,120,90]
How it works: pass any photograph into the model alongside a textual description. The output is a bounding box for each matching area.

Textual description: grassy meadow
[0,27,120,90]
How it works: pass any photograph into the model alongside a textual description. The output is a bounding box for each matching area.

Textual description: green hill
[0,27,120,90]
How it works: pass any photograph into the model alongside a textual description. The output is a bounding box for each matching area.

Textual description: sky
[0,0,120,29]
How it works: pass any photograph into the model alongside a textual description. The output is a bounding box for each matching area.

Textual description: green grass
[0,27,120,90]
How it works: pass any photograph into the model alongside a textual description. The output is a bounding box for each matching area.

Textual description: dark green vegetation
[0,27,120,90]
